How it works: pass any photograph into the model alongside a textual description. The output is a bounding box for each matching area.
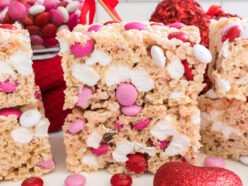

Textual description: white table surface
[2,131,248,186]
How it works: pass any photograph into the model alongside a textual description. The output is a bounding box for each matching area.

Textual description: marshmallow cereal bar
[0,24,36,109]
[199,94,248,165]
[0,89,55,181]
[58,22,210,175]
[208,17,248,101]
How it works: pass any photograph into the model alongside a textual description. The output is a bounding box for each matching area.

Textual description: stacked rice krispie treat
[0,24,54,181]
[58,22,211,174]
[199,17,248,165]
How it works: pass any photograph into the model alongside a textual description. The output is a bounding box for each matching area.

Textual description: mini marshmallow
[151,46,166,67]
[217,79,230,93]
[86,132,102,149]
[170,91,185,100]
[11,127,33,143]
[81,154,98,166]
[193,44,212,64]
[212,121,242,139]
[163,135,190,156]
[221,40,229,58]
[191,112,201,124]
[134,142,155,156]
[29,4,46,15]
[206,89,218,99]
[166,60,185,80]
[58,37,70,52]
[20,110,42,128]
[240,156,248,166]
[130,69,154,92]
[112,142,134,162]
[72,64,100,86]
[0,63,14,81]
[85,50,112,66]
[35,118,50,137]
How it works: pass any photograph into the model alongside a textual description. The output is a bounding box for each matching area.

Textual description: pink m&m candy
[0,80,18,93]
[150,139,169,149]
[68,119,86,134]
[132,118,151,130]
[21,177,44,186]
[65,174,86,186]
[88,25,102,32]
[76,87,94,108]
[116,83,137,106]
[68,13,79,31]
[124,22,147,31]
[121,105,143,116]
[8,1,27,20]
[38,157,55,169]
[91,144,109,155]
[50,8,64,25]
[0,109,21,118]
[168,22,186,29]
[71,40,94,57]
[204,156,225,168]
[44,0,58,10]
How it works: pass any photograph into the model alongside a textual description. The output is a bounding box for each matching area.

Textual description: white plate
[2,131,248,186]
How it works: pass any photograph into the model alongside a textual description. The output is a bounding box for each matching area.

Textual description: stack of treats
[57,21,212,175]
[0,24,54,181]
[199,17,248,165]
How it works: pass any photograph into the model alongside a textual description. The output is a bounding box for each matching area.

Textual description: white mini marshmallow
[151,46,166,67]
[86,50,112,66]
[163,135,190,156]
[166,60,185,80]
[221,40,229,58]
[112,142,134,162]
[240,156,248,166]
[57,6,69,23]
[72,64,100,86]
[0,63,14,81]
[81,155,98,166]
[134,142,155,156]
[170,92,185,100]
[11,127,33,143]
[29,4,45,15]
[131,69,154,92]
[200,112,210,130]
[104,65,131,86]
[212,121,242,139]
[206,89,218,99]
[8,51,33,75]
[35,118,50,137]
[240,24,248,39]
[193,44,212,64]
[191,112,201,124]
[86,132,102,149]
[66,1,80,13]
[20,110,42,128]
[150,116,176,140]
[217,79,230,93]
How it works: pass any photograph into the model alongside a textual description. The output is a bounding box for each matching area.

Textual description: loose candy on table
[65,174,86,186]
[21,177,44,186]
[126,153,147,174]
[204,156,225,168]
[110,173,132,186]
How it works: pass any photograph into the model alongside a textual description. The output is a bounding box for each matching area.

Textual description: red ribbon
[80,0,121,25]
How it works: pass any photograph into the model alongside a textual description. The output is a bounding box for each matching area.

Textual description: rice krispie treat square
[0,23,36,109]
[58,22,209,175]
[208,17,248,101]
[198,94,248,165]
[0,89,55,181]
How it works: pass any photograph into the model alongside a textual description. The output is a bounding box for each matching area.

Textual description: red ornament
[110,173,132,186]
[168,32,189,42]
[154,162,243,186]
[126,153,147,174]
[21,177,44,186]
[182,60,193,81]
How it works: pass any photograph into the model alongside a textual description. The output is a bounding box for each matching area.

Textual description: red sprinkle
[41,23,57,38]
[110,173,132,186]
[221,25,241,42]
[0,24,17,30]
[126,153,147,174]
[34,12,51,26]
[182,60,194,81]
[21,177,44,186]
[168,32,189,42]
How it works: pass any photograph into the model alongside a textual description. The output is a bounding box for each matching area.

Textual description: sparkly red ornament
[110,173,132,186]
[126,153,147,174]
[21,177,44,186]
[154,162,243,186]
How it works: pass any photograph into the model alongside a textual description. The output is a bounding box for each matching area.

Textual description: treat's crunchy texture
[208,17,248,102]
[0,23,36,109]
[199,94,248,162]
[58,22,209,175]
[0,90,55,181]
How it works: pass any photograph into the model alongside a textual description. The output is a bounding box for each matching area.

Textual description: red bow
[80,0,121,25]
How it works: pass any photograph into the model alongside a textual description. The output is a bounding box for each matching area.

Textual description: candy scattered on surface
[0,109,21,118]
[91,144,109,155]
[110,173,132,186]
[21,177,44,186]
[154,162,243,186]
[116,83,137,106]
[126,153,147,174]
[68,119,86,134]
[124,22,147,31]
[71,40,94,57]
[121,105,143,116]
[65,174,86,186]
[204,156,225,168]
[0,80,18,93]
